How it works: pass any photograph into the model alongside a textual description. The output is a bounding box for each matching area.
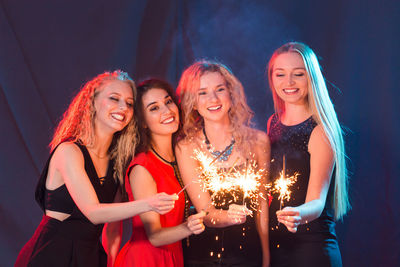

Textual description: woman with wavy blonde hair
[176,60,270,266]
[266,42,349,266]
[50,70,137,185]
[177,60,255,155]
[16,71,178,267]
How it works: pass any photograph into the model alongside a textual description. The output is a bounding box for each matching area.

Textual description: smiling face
[271,52,309,106]
[142,88,179,138]
[196,71,231,124]
[93,80,134,134]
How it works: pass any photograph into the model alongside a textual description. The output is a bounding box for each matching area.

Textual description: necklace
[150,147,190,238]
[203,128,235,162]
[150,147,176,165]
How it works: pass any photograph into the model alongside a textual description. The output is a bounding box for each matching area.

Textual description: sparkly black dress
[15,142,118,267]
[268,114,342,267]
[183,165,262,267]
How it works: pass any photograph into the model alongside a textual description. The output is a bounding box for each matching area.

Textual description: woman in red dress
[114,79,205,267]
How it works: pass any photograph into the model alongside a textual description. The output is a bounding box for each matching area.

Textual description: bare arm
[277,125,334,232]
[175,141,249,228]
[254,130,271,267]
[130,165,205,247]
[53,143,177,225]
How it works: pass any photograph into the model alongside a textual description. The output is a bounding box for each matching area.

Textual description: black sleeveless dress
[268,114,342,267]
[15,143,118,267]
[183,165,262,267]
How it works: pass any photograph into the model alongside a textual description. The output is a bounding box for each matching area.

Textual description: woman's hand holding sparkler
[186,210,207,235]
[276,207,301,233]
[227,204,252,225]
[146,193,179,215]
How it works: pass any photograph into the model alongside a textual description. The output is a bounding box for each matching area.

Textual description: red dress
[114,151,185,267]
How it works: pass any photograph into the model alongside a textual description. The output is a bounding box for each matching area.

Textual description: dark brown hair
[134,78,181,153]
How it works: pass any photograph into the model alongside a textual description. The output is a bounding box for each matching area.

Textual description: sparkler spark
[191,148,269,257]
[272,170,298,203]
[193,149,265,212]
[272,155,299,210]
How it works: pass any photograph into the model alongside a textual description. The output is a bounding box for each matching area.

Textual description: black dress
[183,165,262,267]
[15,143,118,267]
[268,114,342,267]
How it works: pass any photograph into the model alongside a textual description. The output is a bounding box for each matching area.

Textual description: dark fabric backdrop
[1,0,399,266]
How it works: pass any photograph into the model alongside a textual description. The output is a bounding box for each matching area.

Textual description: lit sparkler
[193,149,265,212]
[272,155,299,210]
[177,178,202,195]
[177,148,226,196]
[192,149,268,257]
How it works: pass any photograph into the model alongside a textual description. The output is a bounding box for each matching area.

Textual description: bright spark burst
[193,149,265,212]
[272,170,299,208]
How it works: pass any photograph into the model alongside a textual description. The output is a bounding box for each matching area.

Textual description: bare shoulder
[248,127,270,147]
[130,164,155,185]
[175,134,201,154]
[310,125,329,143]
[47,142,86,187]
[175,138,190,152]
[245,128,270,170]
[175,134,202,173]
[309,125,332,152]
[52,142,84,167]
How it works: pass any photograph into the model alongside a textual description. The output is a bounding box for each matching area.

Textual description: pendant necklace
[203,128,235,162]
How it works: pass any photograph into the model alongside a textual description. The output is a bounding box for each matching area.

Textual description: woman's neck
[282,102,312,125]
[88,126,114,158]
[151,134,174,162]
[203,121,232,151]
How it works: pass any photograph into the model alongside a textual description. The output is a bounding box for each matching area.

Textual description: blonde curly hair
[176,60,255,153]
[50,70,138,188]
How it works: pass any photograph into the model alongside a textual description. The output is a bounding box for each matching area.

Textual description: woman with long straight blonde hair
[176,60,270,267]
[266,42,350,266]
[15,71,178,267]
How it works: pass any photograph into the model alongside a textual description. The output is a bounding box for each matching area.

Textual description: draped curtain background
[1,0,399,266]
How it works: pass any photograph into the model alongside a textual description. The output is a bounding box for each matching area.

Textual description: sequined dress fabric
[268,114,342,267]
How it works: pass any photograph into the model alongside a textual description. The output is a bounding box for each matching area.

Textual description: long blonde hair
[267,42,350,220]
[176,60,255,153]
[50,70,138,187]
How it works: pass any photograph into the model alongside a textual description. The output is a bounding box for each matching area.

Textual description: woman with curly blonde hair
[176,60,271,266]
[16,70,178,267]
